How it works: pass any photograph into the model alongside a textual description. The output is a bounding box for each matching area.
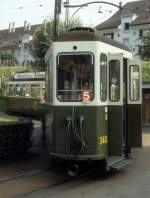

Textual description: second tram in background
[5,72,45,101]
[5,72,46,118]
[45,27,142,176]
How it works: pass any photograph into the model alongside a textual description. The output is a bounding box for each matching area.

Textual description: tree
[31,17,83,71]
[142,62,150,82]
[140,33,150,61]
[31,21,53,71]
[0,52,19,67]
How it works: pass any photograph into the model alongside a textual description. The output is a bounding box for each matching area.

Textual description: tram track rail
[0,150,50,183]
[0,166,50,183]
[11,166,101,198]
[0,126,50,184]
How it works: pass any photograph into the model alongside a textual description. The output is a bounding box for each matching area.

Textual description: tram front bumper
[50,152,105,161]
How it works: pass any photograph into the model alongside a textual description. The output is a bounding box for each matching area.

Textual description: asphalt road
[25,132,150,198]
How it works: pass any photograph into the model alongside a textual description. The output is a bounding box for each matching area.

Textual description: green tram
[45,28,142,175]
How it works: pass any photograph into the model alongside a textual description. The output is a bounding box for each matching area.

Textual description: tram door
[108,54,125,157]
[127,60,142,148]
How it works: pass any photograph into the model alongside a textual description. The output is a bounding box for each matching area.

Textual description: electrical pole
[64,0,69,32]
[53,0,62,40]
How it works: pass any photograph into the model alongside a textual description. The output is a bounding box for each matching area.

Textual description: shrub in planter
[0,121,33,159]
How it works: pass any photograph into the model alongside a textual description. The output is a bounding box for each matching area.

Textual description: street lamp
[64,1,122,10]
[63,1,122,32]
[53,0,122,40]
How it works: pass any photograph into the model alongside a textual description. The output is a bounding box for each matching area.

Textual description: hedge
[0,121,33,159]
[142,61,150,82]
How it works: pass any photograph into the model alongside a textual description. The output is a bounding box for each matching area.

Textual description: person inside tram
[110,78,118,101]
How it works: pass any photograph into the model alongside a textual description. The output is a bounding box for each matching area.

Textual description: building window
[139,29,143,37]
[143,29,150,36]
[123,38,129,48]
[138,46,142,55]
[111,33,114,39]
[24,43,28,49]
[24,55,28,59]
[124,23,130,30]
[139,29,150,37]
[103,32,114,40]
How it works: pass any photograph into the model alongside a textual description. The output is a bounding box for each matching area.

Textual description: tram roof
[55,31,131,52]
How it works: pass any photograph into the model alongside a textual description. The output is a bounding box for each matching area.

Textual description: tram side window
[8,85,15,96]
[42,85,46,101]
[100,53,107,101]
[46,62,50,101]
[21,85,30,97]
[31,85,41,97]
[57,54,94,102]
[46,55,53,102]
[129,65,140,101]
[16,85,21,96]
[109,60,120,102]
[5,85,9,96]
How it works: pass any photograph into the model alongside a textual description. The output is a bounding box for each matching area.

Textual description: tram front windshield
[57,54,94,102]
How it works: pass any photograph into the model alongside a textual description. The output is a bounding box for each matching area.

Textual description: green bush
[0,121,33,159]
[0,89,3,96]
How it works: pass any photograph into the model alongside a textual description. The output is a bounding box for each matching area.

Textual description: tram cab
[45,28,142,172]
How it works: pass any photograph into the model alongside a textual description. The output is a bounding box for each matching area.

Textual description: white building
[96,0,150,57]
[0,22,40,67]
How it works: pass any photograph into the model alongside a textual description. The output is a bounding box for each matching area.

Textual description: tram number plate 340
[99,136,108,145]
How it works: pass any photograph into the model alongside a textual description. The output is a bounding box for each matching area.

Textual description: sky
[0,0,139,30]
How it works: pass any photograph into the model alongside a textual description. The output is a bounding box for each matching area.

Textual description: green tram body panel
[127,104,142,148]
[108,106,123,156]
[50,106,108,161]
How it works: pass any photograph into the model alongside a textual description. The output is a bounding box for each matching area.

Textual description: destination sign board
[14,72,45,80]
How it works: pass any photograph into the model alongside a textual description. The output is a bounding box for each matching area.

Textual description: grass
[0,114,19,125]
